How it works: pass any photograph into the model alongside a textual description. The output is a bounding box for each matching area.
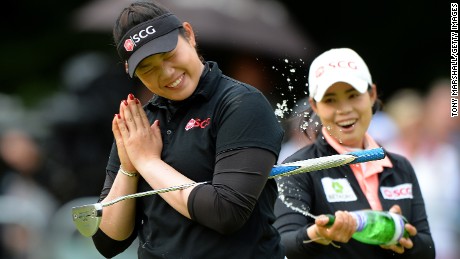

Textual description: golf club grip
[269,147,385,178]
[346,148,385,164]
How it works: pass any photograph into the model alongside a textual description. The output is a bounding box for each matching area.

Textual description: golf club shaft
[102,181,210,207]
[72,147,385,237]
[101,148,384,206]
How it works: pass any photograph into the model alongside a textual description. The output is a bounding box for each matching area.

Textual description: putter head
[72,203,103,237]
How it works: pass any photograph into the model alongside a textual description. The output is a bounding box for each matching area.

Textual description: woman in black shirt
[91,1,284,258]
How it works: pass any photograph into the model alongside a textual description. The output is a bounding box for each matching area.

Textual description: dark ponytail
[113,1,171,46]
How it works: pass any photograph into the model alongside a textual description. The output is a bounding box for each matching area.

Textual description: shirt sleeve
[187,147,276,234]
[91,169,138,258]
[215,91,284,157]
[92,226,137,258]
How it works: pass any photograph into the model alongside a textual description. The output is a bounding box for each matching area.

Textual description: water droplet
[277,181,318,219]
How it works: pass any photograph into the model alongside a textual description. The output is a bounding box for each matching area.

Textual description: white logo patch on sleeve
[380,183,413,200]
[321,177,357,203]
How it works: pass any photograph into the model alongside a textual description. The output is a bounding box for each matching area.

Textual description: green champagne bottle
[325,210,410,245]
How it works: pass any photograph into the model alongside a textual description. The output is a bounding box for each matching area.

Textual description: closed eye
[137,65,160,76]
[136,50,175,76]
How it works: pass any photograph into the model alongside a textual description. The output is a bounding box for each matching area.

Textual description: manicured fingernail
[128,93,135,100]
[116,114,121,119]
[123,100,128,106]
[135,98,140,104]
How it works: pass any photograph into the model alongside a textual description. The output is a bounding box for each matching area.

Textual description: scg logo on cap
[123,25,157,52]
[315,61,358,78]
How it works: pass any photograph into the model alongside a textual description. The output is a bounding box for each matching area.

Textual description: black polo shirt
[99,61,285,258]
[273,132,435,259]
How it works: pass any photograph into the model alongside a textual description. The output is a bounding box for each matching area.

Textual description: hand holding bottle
[309,205,416,251]
[307,211,357,245]
[380,205,417,254]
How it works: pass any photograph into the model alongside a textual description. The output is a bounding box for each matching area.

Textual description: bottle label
[387,212,405,245]
[351,211,366,232]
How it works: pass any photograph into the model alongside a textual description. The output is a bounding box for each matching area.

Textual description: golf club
[72,147,385,237]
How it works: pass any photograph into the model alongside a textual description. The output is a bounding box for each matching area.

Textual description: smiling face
[310,82,376,148]
[135,22,204,101]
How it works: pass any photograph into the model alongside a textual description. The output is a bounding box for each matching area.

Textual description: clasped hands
[112,93,162,176]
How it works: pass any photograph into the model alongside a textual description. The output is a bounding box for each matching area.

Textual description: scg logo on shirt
[380,183,413,200]
[185,118,211,131]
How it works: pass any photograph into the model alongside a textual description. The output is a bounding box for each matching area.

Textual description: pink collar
[322,127,393,170]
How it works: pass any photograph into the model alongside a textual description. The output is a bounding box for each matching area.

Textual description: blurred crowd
[0,1,457,259]
[377,79,460,259]
[0,51,137,258]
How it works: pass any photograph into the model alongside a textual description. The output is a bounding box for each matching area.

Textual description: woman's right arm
[92,113,140,257]
[92,168,139,258]
[96,112,140,240]
[97,167,139,240]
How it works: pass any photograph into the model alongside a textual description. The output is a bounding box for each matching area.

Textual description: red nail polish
[128,93,135,100]
[135,98,140,104]
[123,100,128,106]
[117,114,121,119]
